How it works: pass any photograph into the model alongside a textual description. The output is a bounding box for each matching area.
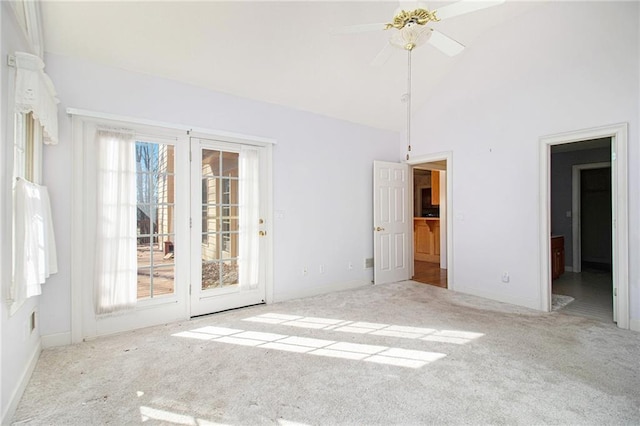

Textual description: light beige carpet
[12,281,640,425]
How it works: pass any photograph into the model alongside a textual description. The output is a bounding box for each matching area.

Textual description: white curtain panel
[238,147,260,290]
[10,178,58,314]
[94,130,137,314]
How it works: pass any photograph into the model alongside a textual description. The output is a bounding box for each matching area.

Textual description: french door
[189,138,268,316]
[76,122,269,340]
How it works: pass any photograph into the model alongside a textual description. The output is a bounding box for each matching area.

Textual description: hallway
[552,268,613,323]
[413,260,447,288]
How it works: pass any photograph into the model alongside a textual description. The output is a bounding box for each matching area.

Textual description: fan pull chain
[406,48,412,161]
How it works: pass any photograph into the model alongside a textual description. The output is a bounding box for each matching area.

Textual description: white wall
[409,1,639,317]
[38,53,400,338]
[1,2,43,422]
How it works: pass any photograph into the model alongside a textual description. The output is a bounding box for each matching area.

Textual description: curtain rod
[66,107,277,145]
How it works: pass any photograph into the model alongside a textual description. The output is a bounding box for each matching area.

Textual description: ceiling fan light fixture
[389,23,431,51]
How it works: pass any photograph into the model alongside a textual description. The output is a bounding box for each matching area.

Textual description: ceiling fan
[333,0,505,160]
[332,0,505,65]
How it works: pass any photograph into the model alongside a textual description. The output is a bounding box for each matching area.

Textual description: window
[135,141,176,299]
[201,178,208,243]
[10,112,51,315]
[200,149,240,289]
[13,112,42,183]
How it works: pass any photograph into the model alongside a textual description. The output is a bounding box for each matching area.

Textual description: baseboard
[1,340,41,425]
[452,285,540,311]
[273,279,370,303]
[630,319,640,333]
[41,331,72,348]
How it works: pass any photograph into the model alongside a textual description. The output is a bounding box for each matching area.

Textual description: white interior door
[373,160,410,284]
[190,138,267,316]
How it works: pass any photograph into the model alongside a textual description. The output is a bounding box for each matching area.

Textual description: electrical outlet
[302,267,308,276]
[501,272,510,283]
[347,262,353,270]
[319,264,325,274]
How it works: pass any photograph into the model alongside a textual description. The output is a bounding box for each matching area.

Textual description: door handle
[375,227,385,232]
[259,231,267,236]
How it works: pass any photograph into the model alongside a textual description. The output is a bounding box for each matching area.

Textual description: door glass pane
[136,142,175,299]
[202,260,221,289]
[202,149,220,177]
[201,149,240,291]
[221,260,239,286]
[221,151,239,177]
[202,233,221,261]
[202,177,220,205]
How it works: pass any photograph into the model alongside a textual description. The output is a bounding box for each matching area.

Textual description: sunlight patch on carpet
[243,313,484,345]
[173,326,447,369]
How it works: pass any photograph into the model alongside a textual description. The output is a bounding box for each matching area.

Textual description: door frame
[571,161,611,274]
[407,152,454,291]
[539,123,628,329]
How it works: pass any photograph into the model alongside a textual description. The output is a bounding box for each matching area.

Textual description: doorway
[550,140,613,322]
[71,114,273,342]
[407,152,453,290]
[412,163,447,288]
[540,123,629,329]
[372,154,453,288]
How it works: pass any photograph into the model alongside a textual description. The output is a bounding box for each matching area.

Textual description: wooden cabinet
[431,171,440,206]
[551,236,565,280]
[414,218,440,263]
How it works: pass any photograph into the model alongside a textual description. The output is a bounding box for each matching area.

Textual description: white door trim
[407,151,454,291]
[571,161,611,274]
[539,123,628,329]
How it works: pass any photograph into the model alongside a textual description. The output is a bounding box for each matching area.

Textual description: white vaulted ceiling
[40,1,542,131]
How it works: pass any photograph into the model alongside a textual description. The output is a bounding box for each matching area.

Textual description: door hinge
[189,217,192,228]
[614,287,617,297]
[189,284,192,295]
[189,150,192,162]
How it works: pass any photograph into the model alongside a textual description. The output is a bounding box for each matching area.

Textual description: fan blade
[330,23,388,35]
[435,0,505,21]
[397,1,425,11]
[428,29,465,56]
[371,42,395,67]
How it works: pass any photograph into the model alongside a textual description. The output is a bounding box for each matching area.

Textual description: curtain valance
[14,51,59,144]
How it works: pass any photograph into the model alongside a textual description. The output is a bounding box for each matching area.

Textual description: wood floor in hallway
[413,260,447,288]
